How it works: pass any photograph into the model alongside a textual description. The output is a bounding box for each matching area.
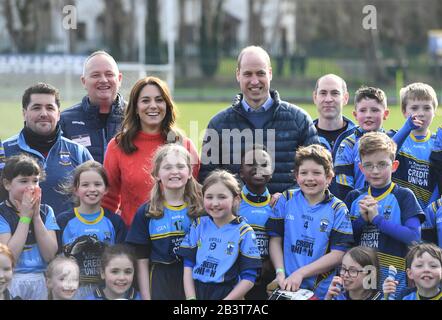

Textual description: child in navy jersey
[383,243,442,300]
[345,131,425,295]
[126,144,203,300]
[239,145,274,299]
[0,154,58,300]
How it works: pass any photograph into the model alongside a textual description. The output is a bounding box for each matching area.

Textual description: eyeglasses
[339,267,365,278]
[361,161,391,172]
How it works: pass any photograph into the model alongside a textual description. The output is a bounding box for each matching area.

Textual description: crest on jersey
[226,242,235,255]
[320,219,329,232]
[59,152,72,166]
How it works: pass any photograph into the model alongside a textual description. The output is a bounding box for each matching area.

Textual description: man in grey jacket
[199,46,319,193]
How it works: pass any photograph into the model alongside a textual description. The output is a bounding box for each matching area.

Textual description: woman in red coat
[102,76,200,226]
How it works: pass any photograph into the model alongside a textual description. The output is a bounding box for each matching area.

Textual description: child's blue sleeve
[334,139,357,200]
[392,116,418,150]
[177,219,199,265]
[266,191,288,237]
[372,215,421,244]
[329,203,354,251]
[126,205,150,245]
[239,226,262,275]
[436,207,442,247]
[43,205,60,231]
[0,215,10,233]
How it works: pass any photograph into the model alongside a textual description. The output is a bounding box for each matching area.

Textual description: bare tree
[248,0,265,46]
[102,0,130,60]
[3,0,52,52]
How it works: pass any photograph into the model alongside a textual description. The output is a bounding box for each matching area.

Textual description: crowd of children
[1,81,442,301]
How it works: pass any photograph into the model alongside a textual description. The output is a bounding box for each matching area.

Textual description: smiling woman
[102,76,200,227]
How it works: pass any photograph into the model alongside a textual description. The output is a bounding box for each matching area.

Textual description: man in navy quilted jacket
[59,51,125,163]
[199,46,319,194]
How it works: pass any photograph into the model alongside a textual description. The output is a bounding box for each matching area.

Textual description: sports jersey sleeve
[391,116,416,151]
[329,202,354,251]
[266,191,288,237]
[436,206,442,247]
[43,205,60,231]
[177,219,199,265]
[238,225,262,280]
[125,204,151,257]
[334,139,355,189]
[0,215,11,234]
[430,127,442,191]
[344,190,365,242]
[372,215,421,245]
[109,213,127,243]
[397,188,425,223]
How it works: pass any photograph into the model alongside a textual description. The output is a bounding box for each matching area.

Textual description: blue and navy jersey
[86,286,141,300]
[423,198,442,246]
[3,130,93,215]
[334,128,368,193]
[402,288,442,300]
[334,290,383,300]
[345,183,425,294]
[334,127,395,198]
[267,189,353,299]
[0,201,59,273]
[239,188,272,260]
[56,207,127,284]
[178,215,261,284]
[126,202,193,264]
[393,132,438,210]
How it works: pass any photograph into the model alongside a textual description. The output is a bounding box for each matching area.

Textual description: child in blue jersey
[178,170,262,300]
[333,86,421,201]
[0,243,20,300]
[383,243,442,300]
[267,144,354,299]
[56,160,127,299]
[126,144,203,300]
[423,197,442,246]
[0,154,58,300]
[87,244,140,300]
[239,145,274,299]
[345,131,425,295]
[325,246,383,300]
[393,83,439,243]
[46,255,80,300]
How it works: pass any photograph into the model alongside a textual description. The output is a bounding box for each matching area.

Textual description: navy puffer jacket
[199,90,319,193]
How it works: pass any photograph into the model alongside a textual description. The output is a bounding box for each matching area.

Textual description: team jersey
[0,139,4,171]
[423,198,442,246]
[239,187,272,260]
[334,290,383,300]
[126,202,193,264]
[178,215,261,284]
[0,201,59,273]
[86,286,141,300]
[402,288,442,300]
[393,132,438,209]
[56,207,127,284]
[267,189,354,299]
[334,128,369,193]
[345,183,425,294]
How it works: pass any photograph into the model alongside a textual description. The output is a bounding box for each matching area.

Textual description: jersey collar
[74,207,104,225]
[368,183,395,201]
[410,131,431,142]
